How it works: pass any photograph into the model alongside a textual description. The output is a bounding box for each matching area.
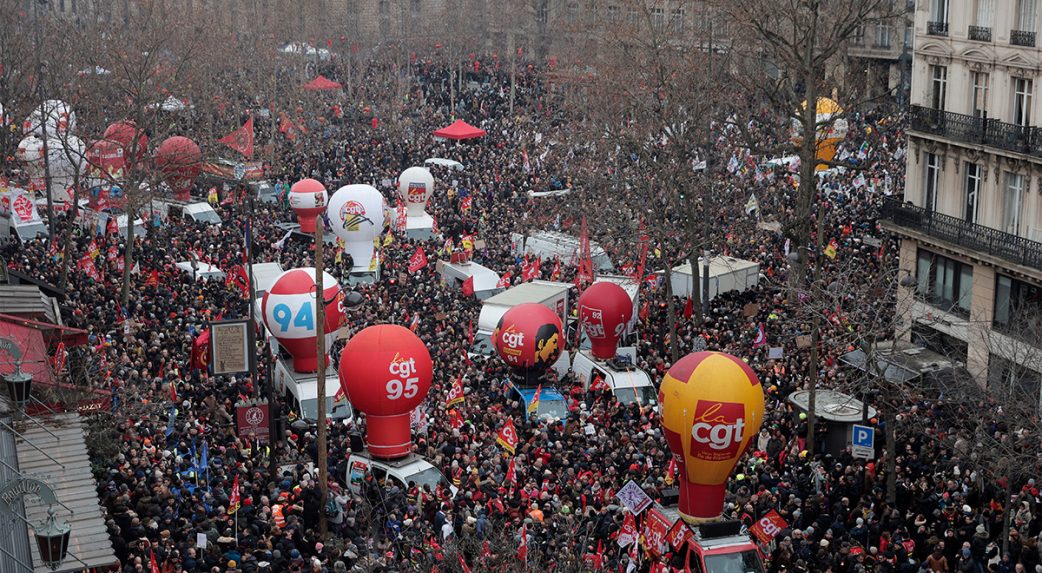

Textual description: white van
[511,230,613,272]
[154,199,222,226]
[0,185,48,243]
[272,356,354,422]
[175,261,225,281]
[346,451,457,497]
[78,206,146,238]
[571,350,658,408]
[437,259,502,300]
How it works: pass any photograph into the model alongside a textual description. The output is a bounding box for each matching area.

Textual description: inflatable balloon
[659,351,765,523]
[397,167,434,218]
[328,184,385,272]
[22,100,75,136]
[45,135,86,203]
[577,282,633,360]
[85,139,127,185]
[793,97,848,172]
[104,121,149,163]
[493,303,563,373]
[338,324,432,459]
[261,268,343,372]
[289,178,329,233]
[15,135,46,189]
[155,136,201,201]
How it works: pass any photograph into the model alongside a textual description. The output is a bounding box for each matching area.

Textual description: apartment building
[846,1,915,101]
[883,0,1042,396]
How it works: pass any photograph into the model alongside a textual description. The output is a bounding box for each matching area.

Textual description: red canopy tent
[433,119,487,140]
[302,75,343,91]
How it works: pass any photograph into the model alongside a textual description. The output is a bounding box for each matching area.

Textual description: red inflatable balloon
[493,303,563,372]
[338,325,432,459]
[103,121,149,163]
[577,282,633,360]
[261,268,343,372]
[86,139,126,183]
[289,178,329,233]
[155,136,201,201]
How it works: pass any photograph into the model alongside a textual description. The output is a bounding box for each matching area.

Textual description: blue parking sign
[851,424,874,459]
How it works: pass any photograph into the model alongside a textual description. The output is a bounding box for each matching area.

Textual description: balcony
[927,21,949,36]
[909,105,1042,157]
[872,41,892,50]
[881,197,1042,272]
[968,25,992,42]
[1011,29,1036,46]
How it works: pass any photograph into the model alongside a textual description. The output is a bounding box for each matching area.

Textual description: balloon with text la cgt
[397,167,434,218]
[289,178,328,233]
[493,303,563,376]
[659,351,765,523]
[577,282,633,360]
[338,324,432,459]
[261,268,342,373]
[155,136,201,201]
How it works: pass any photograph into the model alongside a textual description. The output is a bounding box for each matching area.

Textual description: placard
[742,303,760,317]
[211,320,250,375]
[768,347,784,360]
[615,480,653,515]
[796,335,813,349]
[235,400,270,441]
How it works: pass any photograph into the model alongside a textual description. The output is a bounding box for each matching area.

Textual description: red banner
[445,376,465,408]
[408,247,428,273]
[496,418,519,454]
[235,401,271,441]
[749,509,788,545]
[641,508,674,557]
[219,116,254,159]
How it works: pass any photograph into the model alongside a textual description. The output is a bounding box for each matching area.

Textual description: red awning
[302,75,343,91]
[0,313,89,347]
[0,317,56,385]
[433,119,487,140]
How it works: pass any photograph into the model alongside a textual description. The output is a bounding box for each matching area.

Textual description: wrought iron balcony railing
[968,25,992,42]
[909,105,1042,157]
[1011,29,1036,46]
[927,21,949,36]
[881,197,1042,272]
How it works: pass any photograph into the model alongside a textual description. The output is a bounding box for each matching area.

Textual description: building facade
[885,0,1042,397]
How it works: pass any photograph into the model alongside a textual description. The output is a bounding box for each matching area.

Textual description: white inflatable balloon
[328,184,385,273]
[22,100,75,137]
[16,135,46,183]
[46,135,86,203]
[397,167,434,218]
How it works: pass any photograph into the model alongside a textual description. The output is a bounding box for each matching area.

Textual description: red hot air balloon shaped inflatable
[155,136,201,201]
[261,268,342,372]
[577,282,633,360]
[103,120,149,163]
[289,178,329,233]
[659,351,765,523]
[338,325,432,459]
[493,303,563,374]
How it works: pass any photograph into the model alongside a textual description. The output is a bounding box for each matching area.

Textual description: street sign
[851,424,874,459]
[235,400,271,441]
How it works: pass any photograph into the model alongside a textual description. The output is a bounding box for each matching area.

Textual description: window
[994,275,1042,335]
[965,163,982,223]
[930,65,947,111]
[607,5,619,22]
[931,0,949,22]
[537,1,549,24]
[1013,78,1033,126]
[912,325,969,361]
[410,0,420,16]
[976,0,994,27]
[852,24,865,44]
[651,7,665,29]
[923,152,941,211]
[971,72,989,118]
[1004,172,1025,235]
[672,8,685,33]
[627,7,638,25]
[916,249,974,316]
[988,355,1042,406]
[379,0,389,15]
[875,22,891,47]
[1017,0,1037,31]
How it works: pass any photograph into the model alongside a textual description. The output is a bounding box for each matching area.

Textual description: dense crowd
[3,55,1041,573]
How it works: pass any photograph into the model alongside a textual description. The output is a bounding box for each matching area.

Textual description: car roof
[516,387,566,402]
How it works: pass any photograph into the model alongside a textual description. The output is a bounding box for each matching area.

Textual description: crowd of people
[3,54,1041,573]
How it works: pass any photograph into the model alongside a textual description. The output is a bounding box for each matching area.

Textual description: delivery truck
[470,280,572,377]
[511,230,613,272]
[666,256,761,301]
[641,508,766,573]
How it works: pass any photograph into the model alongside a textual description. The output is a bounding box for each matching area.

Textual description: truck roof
[528,230,609,258]
[672,256,759,277]
[352,452,432,472]
[516,387,567,403]
[251,262,285,295]
[482,280,570,307]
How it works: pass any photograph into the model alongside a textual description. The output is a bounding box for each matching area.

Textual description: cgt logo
[689,401,746,461]
[388,352,418,378]
[580,306,605,338]
[500,325,524,350]
[407,182,427,203]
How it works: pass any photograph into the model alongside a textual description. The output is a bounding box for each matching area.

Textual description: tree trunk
[57,181,82,291]
[805,313,821,457]
[885,405,897,504]
[121,214,136,306]
[791,7,821,288]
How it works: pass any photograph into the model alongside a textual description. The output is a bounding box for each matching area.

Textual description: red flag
[482,540,492,561]
[409,313,420,333]
[191,329,211,371]
[445,376,465,408]
[170,380,177,403]
[753,322,767,348]
[457,555,472,573]
[666,456,677,485]
[448,408,464,430]
[617,512,638,547]
[228,474,241,514]
[219,116,254,159]
[461,275,475,297]
[149,548,161,573]
[52,342,67,375]
[225,264,251,299]
[683,297,694,319]
[505,458,517,486]
[639,300,650,322]
[408,247,428,273]
[144,269,160,287]
[496,418,519,454]
[461,196,473,212]
[577,216,594,288]
[522,257,541,281]
[550,258,562,280]
[496,272,512,288]
[278,112,308,141]
[517,523,529,562]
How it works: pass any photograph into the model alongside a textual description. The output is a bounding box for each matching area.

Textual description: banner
[496,418,519,454]
[408,247,428,273]
[218,116,255,159]
[749,509,788,545]
[445,376,465,408]
[522,257,541,282]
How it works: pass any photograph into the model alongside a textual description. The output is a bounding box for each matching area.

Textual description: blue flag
[200,439,209,469]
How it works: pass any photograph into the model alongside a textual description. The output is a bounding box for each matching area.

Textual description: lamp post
[0,478,73,571]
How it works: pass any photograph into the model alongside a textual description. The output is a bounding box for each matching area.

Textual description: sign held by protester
[616,480,653,514]
[749,510,788,545]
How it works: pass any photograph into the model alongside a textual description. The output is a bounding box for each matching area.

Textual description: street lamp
[35,509,71,571]
[4,368,33,408]
[0,478,74,571]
